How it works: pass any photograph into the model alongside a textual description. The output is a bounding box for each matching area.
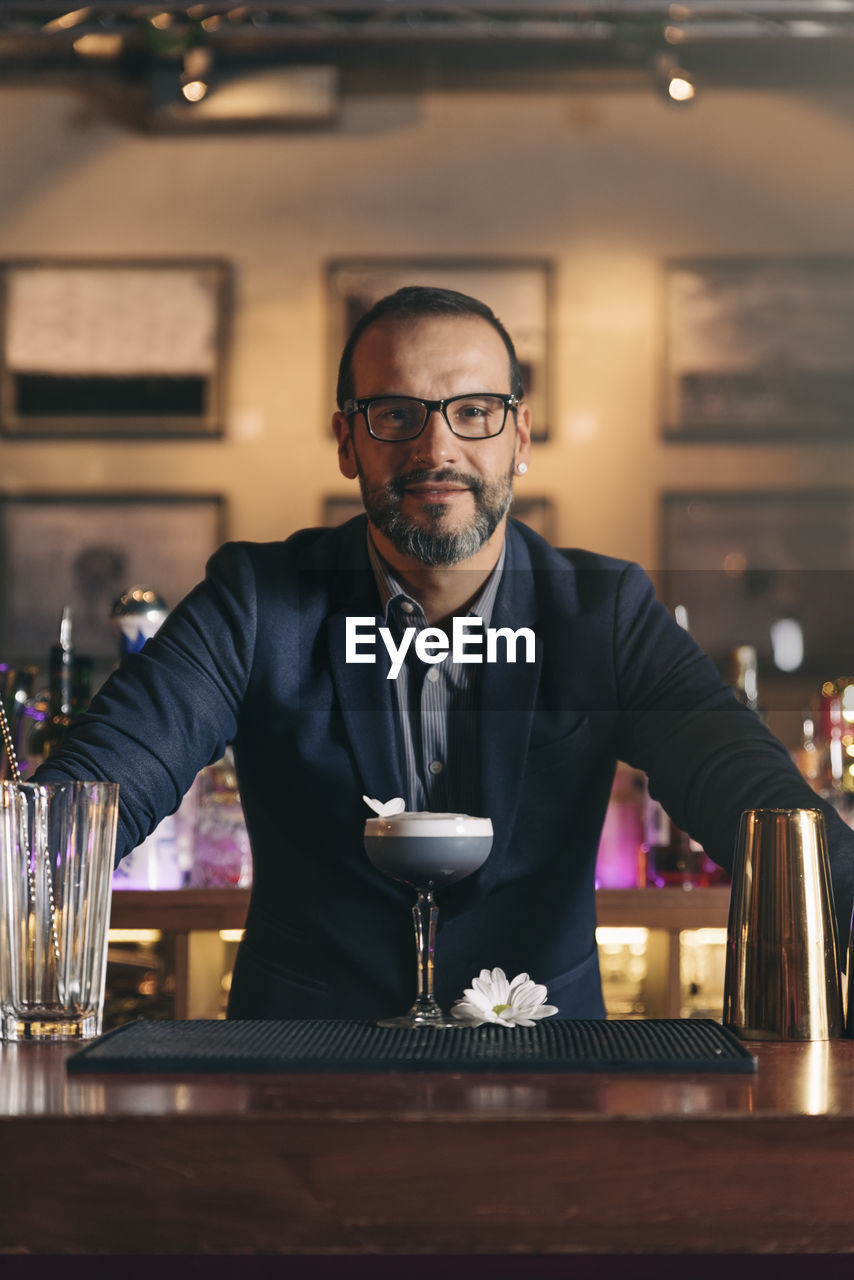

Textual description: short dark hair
[335,284,525,409]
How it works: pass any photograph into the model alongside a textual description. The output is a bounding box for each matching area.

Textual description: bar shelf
[106,886,731,1022]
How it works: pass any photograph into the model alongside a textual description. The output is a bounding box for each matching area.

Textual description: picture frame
[660,491,854,679]
[326,258,553,442]
[0,493,226,664]
[321,495,365,527]
[0,259,230,439]
[508,496,556,541]
[662,257,854,441]
[322,493,555,541]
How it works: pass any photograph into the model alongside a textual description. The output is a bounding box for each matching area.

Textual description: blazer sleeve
[32,542,258,864]
[612,561,854,943]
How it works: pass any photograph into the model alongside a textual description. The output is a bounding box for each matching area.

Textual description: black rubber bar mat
[66,1017,757,1074]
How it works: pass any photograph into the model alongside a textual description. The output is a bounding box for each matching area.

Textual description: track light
[668,73,696,103]
[42,8,92,34]
[652,51,697,106]
[181,79,208,102]
[180,45,212,102]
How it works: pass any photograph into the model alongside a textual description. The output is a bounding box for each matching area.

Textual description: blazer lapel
[326,525,404,805]
[474,526,543,894]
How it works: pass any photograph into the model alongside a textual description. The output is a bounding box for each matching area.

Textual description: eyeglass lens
[367,395,508,440]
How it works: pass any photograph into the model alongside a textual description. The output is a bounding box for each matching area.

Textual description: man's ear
[332,411,359,480]
[514,400,532,473]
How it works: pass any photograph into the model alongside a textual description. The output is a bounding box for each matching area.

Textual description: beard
[356,458,515,568]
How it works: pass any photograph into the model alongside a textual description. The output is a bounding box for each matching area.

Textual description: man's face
[332,315,532,568]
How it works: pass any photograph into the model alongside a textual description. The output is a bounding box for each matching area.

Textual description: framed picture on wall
[0,259,230,438]
[509,496,555,541]
[663,258,854,440]
[322,495,364,527]
[660,491,854,680]
[322,492,555,540]
[326,258,553,442]
[0,493,226,663]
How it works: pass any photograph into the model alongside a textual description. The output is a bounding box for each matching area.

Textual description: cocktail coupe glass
[363,809,493,1029]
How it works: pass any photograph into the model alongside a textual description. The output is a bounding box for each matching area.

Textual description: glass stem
[412,884,439,1012]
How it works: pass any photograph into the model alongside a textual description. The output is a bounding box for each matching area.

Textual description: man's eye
[453,400,494,421]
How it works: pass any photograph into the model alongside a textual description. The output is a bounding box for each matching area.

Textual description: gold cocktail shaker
[723,808,843,1041]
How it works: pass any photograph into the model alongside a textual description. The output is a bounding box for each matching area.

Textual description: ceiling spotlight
[668,74,696,103]
[652,51,697,106]
[73,32,123,59]
[180,45,212,102]
[181,79,208,102]
[43,8,92,34]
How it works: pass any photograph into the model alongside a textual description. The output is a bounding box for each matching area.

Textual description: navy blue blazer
[36,516,854,1020]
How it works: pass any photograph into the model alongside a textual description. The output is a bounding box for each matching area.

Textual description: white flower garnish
[362,795,406,818]
[450,967,559,1028]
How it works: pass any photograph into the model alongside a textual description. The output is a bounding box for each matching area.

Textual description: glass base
[377,1005,461,1030]
[2,1010,101,1042]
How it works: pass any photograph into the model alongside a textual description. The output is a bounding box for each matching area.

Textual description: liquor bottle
[730,644,764,720]
[793,712,822,788]
[595,765,646,889]
[71,655,93,719]
[109,585,169,658]
[190,748,252,889]
[643,787,709,889]
[29,607,73,764]
[810,678,854,827]
[0,664,36,779]
[819,677,854,795]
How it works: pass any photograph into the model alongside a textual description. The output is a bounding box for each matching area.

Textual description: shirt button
[426,667,440,683]
[400,601,415,614]
[429,760,443,775]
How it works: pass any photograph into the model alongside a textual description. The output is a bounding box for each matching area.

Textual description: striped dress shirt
[366,532,506,814]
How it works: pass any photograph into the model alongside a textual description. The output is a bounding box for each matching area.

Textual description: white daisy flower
[450,967,559,1028]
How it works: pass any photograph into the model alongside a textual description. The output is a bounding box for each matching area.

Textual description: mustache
[388,467,484,498]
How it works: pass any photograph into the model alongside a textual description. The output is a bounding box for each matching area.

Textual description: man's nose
[410,408,459,467]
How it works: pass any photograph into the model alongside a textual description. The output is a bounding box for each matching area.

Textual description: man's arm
[33,542,258,865]
[612,562,854,943]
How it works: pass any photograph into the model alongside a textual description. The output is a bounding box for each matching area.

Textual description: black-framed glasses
[342,392,519,442]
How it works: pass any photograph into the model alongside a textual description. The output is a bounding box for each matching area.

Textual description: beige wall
[2,80,854,574]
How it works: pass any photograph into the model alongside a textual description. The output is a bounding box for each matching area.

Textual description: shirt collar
[366,526,506,628]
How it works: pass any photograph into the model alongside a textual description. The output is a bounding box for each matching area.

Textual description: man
[35,286,854,1020]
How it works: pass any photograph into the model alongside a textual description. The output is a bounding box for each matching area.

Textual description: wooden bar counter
[2,1036,854,1259]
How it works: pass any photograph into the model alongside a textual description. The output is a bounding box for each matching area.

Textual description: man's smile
[403,481,471,502]
[393,468,480,506]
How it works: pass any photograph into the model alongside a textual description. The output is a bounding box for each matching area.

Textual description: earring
[516,462,528,475]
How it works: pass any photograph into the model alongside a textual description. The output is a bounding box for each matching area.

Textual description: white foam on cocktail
[364,812,493,839]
